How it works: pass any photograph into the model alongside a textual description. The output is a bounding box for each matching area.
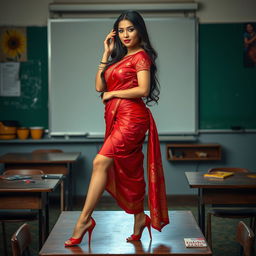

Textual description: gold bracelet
[98,63,106,69]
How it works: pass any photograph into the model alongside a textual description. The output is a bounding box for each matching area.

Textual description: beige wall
[0,0,256,25]
[197,0,256,23]
[0,0,53,26]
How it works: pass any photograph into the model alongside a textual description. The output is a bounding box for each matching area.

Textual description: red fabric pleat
[99,99,147,214]
[147,109,170,231]
[99,100,169,231]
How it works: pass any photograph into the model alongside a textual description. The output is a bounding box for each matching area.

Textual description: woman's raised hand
[104,30,116,55]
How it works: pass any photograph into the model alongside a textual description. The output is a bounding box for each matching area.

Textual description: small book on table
[184,238,207,248]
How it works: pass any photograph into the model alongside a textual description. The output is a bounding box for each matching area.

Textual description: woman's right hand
[104,29,116,55]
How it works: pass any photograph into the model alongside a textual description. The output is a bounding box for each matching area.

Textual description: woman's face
[246,24,254,33]
[118,19,140,50]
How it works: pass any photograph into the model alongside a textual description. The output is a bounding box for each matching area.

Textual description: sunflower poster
[0,27,27,62]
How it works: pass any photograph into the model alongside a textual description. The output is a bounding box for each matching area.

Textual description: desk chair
[236,221,255,256]
[11,223,32,256]
[32,149,66,211]
[206,167,256,248]
[0,169,43,256]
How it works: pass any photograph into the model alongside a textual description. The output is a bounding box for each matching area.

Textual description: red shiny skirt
[99,98,169,231]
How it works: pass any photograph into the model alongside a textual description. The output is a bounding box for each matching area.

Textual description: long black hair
[101,10,160,105]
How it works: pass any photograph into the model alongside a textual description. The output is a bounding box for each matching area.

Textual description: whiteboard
[48,17,197,135]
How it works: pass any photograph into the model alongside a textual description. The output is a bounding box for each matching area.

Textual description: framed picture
[243,23,256,67]
[0,27,27,62]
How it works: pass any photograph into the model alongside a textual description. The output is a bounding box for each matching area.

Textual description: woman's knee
[93,154,113,169]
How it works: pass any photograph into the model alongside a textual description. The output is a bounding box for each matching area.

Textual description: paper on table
[0,175,32,181]
[203,171,234,179]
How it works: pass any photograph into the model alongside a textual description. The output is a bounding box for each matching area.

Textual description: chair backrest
[236,221,255,256]
[208,167,250,173]
[32,149,63,154]
[3,169,44,175]
[11,223,32,256]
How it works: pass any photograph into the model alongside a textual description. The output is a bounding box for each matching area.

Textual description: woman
[244,23,256,49]
[65,10,169,247]
[243,23,256,66]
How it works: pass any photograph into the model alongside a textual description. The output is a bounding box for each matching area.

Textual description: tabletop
[0,174,63,192]
[185,171,256,189]
[39,210,212,256]
[0,152,81,164]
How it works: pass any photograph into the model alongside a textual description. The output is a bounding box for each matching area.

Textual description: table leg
[201,203,205,234]
[39,192,48,248]
[67,163,73,210]
[2,222,8,256]
[198,188,205,234]
[198,188,201,225]
[45,192,49,237]
[38,209,43,249]
[60,179,64,211]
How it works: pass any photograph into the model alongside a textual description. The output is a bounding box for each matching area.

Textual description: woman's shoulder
[131,50,151,63]
[134,50,149,58]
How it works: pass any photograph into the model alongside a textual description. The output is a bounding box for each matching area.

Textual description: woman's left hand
[102,92,114,104]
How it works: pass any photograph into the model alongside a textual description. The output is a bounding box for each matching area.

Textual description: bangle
[100,61,108,64]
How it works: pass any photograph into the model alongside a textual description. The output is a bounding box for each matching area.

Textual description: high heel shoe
[64,217,96,247]
[126,214,152,242]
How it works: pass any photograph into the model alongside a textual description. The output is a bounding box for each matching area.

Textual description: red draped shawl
[98,51,169,231]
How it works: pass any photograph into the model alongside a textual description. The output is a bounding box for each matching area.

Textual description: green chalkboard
[199,23,256,130]
[0,27,48,128]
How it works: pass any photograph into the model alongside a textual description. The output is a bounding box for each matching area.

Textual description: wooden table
[0,174,62,248]
[0,152,80,210]
[39,211,212,256]
[185,171,256,234]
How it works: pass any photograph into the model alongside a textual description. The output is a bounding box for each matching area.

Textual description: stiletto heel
[126,214,152,242]
[88,223,94,246]
[146,217,152,240]
[64,217,96,247]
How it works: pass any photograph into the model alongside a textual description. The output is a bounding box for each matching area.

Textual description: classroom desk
[185,171,256,234]
[39,210,212,256]
[0,174,62,248]
[0,152,80,210]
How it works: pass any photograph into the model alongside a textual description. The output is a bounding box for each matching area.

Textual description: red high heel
[64,217,96,247]
[126,214,152,242]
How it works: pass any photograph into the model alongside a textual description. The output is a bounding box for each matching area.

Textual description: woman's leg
[132,212,147,235]
[66,154,113,242]
[127,211,151,241]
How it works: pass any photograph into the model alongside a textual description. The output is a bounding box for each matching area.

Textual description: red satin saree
[98,51,169,231]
